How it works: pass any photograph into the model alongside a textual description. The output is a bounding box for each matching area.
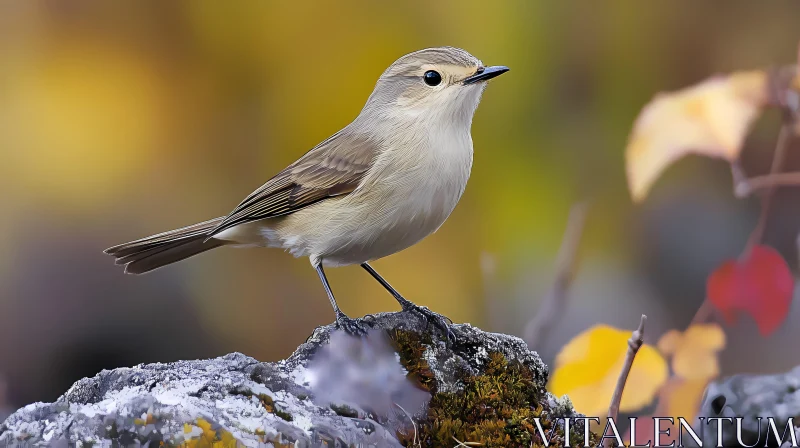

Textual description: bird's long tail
[104,217,227,274]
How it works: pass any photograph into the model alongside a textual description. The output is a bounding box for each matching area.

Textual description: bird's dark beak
[462,65,510,85]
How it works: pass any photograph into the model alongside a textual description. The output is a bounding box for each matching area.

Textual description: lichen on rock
[0,311,585,447]
[691,366,800,447]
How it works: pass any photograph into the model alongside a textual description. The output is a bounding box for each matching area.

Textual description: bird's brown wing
[207,131,378,237]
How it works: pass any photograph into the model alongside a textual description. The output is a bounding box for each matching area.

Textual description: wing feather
[207,131,378,237]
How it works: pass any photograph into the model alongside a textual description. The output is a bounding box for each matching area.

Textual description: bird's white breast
[257,123,474,267]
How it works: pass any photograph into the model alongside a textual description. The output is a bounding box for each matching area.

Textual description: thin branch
[734,171,800,197]
[739,121,794,257]
[689,299,715,326]
[395,403,419,447]
[735,120,795,197]
[451,436,481,447]
[605,314,647,448]
[524,202,589,348]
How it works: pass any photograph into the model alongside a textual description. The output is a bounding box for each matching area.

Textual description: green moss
[388,330,595,448]
[388,328,437,393]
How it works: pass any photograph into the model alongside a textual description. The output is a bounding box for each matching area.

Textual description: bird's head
[361,47,509,126]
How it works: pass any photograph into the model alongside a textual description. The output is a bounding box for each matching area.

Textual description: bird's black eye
[423,70,442,86]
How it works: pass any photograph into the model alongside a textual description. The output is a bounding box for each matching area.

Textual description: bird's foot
[334,313,370,338]
[400,302,455,343]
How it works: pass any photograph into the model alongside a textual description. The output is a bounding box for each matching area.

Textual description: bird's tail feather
[105,217,226,274]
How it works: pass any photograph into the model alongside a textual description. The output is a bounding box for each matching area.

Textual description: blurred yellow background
[2,1,800,415]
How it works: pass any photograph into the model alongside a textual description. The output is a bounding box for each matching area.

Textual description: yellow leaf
[548,324,668,415]
[626,71,768,202]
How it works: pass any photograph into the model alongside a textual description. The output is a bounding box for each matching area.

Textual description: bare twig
[734,120,794,197]
[604,314,647,448]
[738,121,794,258]
[689,299,715,326]
[734,171,800,197]
[395,403,419,447]
[524,202,589,348]
[451,436,481,447]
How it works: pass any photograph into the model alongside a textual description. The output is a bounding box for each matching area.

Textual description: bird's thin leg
[360,262,453,339]
[315,263,368,336]
[360,262,414,308]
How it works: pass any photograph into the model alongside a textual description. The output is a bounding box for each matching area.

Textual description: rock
[693,366,800,447]
[0,311,582,447]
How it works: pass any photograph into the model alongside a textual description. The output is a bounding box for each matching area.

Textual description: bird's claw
[402,304,455,343]
[335,314,370,338]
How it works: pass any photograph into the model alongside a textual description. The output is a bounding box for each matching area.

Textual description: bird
[105,46,509,337]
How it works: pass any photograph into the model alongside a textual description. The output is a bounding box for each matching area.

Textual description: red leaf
[707,245,793,336]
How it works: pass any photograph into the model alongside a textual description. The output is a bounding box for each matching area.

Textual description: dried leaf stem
[605,314,647,448]
[738,120,794,258]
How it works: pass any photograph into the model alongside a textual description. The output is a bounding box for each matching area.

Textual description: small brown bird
[105,46,508,336]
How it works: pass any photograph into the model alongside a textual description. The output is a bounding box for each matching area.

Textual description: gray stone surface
[693,366,800,447]
[0,311,554,447]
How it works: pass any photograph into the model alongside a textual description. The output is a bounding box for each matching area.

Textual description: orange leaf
[656,330,682,355]
[548,324,668,415]
[626,71,768,201]
[664,378,709,424]
[682,324,726,351]
[657,323,726,381]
